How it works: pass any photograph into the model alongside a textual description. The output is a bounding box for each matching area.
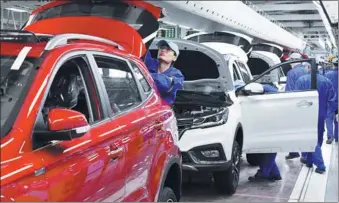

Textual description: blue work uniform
[285,64,308,157]
[258,84,281,178]
[285,64,308,91]
[143,51,184,105]
[325,68,338,142]
[294,73,337,170]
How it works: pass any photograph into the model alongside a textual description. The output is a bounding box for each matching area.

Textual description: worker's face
[157,45,177,63]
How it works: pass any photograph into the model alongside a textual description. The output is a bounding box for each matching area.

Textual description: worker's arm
[142,50,158,73]
[150,71,184,94]
[285,71,295,91]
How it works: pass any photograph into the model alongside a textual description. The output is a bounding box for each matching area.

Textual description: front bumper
[181,143,232,172]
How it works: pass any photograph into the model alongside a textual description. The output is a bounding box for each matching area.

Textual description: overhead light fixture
[5,7,29,13]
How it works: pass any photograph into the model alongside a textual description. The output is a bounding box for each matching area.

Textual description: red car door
[89,54,159,201]
[0,142,49,202]
[29,53,126,202]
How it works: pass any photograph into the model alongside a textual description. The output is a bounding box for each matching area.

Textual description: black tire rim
[231,144,241,188]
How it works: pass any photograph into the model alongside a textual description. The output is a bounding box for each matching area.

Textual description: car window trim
[232,64,241,81]
[31,51,111,150]
[236,58,318,95]
[128,59,152,95]
[236,60,251,83]
[85,51,153,119]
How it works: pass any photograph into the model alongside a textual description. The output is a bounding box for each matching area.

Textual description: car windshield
[1,55,37,138]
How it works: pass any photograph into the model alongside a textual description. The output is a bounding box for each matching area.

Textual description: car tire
[246,153,260,166]
[213,141,241,195]
[158,186,177,202]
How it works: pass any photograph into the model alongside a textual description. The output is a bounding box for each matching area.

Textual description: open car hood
[149,38,234,94]
[23,0,163,57]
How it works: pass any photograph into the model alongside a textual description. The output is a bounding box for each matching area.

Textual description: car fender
[153,155,181,202]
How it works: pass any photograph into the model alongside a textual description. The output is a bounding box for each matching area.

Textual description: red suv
[0,1,181,202]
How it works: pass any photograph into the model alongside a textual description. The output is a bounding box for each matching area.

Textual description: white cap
[157,40,180,57]
[287,52,303,60]
[302,62,311,67]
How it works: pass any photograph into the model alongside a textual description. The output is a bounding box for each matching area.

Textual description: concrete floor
[325,143,338,202]
[181,154,303,202]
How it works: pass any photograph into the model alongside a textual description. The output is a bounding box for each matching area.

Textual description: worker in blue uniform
[249,84,282,181]
[285,53,308,160]
[143,40,184,105]
[325,58,338,143]
[294,62,337,174]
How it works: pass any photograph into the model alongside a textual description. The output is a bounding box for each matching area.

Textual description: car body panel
[23,0,163,58]
[24,17,145,57]
[1,18,181,202]
[240,90,318,153]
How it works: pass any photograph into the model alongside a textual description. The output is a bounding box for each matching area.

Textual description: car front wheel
[213,140,241,195]
[158,187,177,202]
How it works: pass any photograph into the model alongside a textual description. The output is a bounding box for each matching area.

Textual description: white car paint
[201,42,249,63]
[179,42,317,162]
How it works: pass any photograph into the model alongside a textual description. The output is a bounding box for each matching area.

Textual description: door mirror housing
[36,108,90,142]
[243,83,264,95]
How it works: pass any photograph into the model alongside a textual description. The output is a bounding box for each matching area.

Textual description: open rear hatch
[251,43,283,58]
[185,31,253,54]
[23,0,164,57]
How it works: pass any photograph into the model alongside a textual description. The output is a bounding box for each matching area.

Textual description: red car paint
[0,0,181,202]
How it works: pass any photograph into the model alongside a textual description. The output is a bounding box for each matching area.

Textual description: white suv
[149,38,318,196]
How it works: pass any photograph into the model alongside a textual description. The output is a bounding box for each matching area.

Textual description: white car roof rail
[44,33,124,51]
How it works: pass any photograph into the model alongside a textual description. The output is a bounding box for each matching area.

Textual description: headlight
[192,108,229,128]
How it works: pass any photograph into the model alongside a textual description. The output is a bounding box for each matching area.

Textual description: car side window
[236,61,251,84]
[129,60,152,94]
[33,56,102,150]
[232,64,241,81]
[93,55,142,112]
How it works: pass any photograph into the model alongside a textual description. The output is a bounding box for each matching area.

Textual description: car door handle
[296,100,313,108]
[109,146,123,160]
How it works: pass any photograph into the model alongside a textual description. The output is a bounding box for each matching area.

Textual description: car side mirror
[36,108,90,142]
[243,83,264,95]
[279,76,287,84]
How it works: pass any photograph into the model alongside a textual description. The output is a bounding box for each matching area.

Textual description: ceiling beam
[291,27,327,33]
[259,3,317,11]
[283,21,324,27]
[270,14,322,21]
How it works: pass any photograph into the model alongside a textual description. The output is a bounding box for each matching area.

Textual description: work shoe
[326,138,333,144]
[269,174,282,181]
[315,168,326,174]
[248,175,274,182]
[285,154,300,160]
[300,157,307,164]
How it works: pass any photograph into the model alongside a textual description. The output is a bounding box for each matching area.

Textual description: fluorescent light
[5,7,29,13]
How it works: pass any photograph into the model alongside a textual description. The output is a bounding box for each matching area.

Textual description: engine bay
[173,104,229,138]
